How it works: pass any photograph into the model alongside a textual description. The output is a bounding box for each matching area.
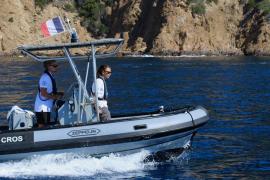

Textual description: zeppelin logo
[0,136,23,144]
[67,129,100,137]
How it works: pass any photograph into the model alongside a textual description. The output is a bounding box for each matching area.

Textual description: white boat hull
[0,106,208,161]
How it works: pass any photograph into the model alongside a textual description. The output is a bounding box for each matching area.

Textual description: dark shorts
[35,112,51,125]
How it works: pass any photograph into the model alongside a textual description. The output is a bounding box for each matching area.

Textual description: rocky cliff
[0,0,270,56]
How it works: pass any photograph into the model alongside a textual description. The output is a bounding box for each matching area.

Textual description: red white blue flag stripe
[41,16,65,37]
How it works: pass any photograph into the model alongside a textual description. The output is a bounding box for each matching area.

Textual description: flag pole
[63,15,72,33]
[27,31,69,45]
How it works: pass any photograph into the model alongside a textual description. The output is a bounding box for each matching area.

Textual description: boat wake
[0,151,155,178]
[0,149,190,178]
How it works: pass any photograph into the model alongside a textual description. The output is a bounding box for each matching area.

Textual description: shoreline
[119,50,270,57]
[1,50,270,58]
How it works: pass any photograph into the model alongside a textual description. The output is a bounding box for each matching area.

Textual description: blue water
[0,56,269,179]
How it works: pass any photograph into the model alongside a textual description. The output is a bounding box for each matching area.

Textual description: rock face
[0,0,270,56]
[110,0,270,56]
[150,0,243,55]
[236,9,270,55]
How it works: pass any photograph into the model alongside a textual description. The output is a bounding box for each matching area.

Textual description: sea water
[0,56,269,179]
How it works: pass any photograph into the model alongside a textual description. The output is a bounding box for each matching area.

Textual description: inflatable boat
[0,39,209,161]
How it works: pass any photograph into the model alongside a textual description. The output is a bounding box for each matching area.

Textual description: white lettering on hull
[0,136,23,143]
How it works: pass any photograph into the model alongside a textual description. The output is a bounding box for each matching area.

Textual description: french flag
[41,16,65,37]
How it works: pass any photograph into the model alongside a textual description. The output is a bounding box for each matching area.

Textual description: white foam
[128,54,155,58]
[178,54,206,57]
[126,54,207,58]
[0,151,155,178]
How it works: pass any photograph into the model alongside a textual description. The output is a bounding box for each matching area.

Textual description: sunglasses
[50,64,58,68]
[105,71,112,74]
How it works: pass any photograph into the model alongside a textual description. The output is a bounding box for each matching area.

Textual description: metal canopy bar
[91,44,100,122]
[18,38,124,62]
[19,54,117,62]
[63,47,92,123]
[18,38,124,51]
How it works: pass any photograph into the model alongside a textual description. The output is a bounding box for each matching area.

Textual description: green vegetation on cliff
[76,0,114,36]
[34,0,53,9]
[247,0,270,14]
[187,0,218,15]
[77,0,109,36]
[257,0,270,14]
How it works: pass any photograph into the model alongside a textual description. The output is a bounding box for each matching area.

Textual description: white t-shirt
[34,73,54,112]
[92,78,108,108]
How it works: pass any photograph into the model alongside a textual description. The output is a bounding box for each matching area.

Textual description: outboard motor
[7,106,36,130]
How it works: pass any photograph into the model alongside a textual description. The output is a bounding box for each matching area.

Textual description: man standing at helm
[92,64,112,121]
[35,60,64,128]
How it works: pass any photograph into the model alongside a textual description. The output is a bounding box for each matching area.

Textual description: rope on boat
[186,109,195,127]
